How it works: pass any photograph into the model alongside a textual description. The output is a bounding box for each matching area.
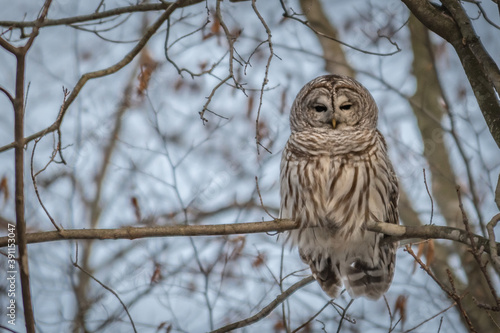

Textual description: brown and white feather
[280,75,399,300]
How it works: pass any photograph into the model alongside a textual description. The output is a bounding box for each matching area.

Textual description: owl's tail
[342,236,397,300]
[299,250,343,298]
[300,234,396,300]
[342,258,395,299]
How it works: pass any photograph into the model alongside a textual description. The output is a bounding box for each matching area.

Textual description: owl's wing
[387,168,400,226]
[343,150,400,300]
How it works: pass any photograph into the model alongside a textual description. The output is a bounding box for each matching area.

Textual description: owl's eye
[314,105,328,112]
[340,103,352,111]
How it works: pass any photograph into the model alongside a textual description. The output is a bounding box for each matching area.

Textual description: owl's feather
[280,75,399,300]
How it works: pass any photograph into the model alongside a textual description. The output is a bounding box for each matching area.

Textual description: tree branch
[0,86,14,103]
[0,32,17,54]
[4,1,53,331]
[0,1,203,29]
[441,0,500,93]
[210,275,315,333]
[401,0,459,42]
[0,220,298,247]
[281,1,400,56]
[486,213,500,272]
[0,220,498,255]
[403,0,500,148]
[73,261,137,333]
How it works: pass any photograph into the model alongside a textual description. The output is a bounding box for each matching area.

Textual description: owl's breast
[281,142,392,246]
[324,156,372,239]
[280,151,332,226]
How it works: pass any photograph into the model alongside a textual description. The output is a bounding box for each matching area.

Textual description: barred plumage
[280,75,399,300]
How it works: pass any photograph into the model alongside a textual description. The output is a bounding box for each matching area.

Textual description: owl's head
[289,75,378,133]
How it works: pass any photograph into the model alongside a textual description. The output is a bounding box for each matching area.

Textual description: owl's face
[290,75,378,133]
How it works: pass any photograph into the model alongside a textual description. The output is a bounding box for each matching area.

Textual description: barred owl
[280,74,399,300]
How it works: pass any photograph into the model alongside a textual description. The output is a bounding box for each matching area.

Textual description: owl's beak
[332,119,337,129]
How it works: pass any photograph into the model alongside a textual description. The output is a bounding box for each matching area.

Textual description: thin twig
[29,88,70,231]
[30,137,62,231]
[0,86,14,103]
[486,213,500,272]
[199,75,231,123]
[210,275,315,333]
[0,325,18,333]
[403,301,457,333]
[423,169,434,224]
[446,268,476,332]
[405,245,476,332]
[383,295,395,331]
[405,245,452,295]
[216,0,239,89]
[164,15,215,78]
[73,260,138,333]
[279,245,291,333]
[197,0,247,124]
[255,176,276,219]
[251,0,274,155]
[463,0,500,29]
[280,1,401,56]
[292,300,334,333]
[336,299,355,333]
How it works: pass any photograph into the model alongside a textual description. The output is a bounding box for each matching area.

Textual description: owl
[280,74,399,300]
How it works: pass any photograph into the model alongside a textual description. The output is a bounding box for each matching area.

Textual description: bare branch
[198,0,246,124]
[401,0,459,42]
[336,299,355,333]
[292,300,334,333]
[30,137,62,231]
[0,86,14,103]
[403,301,457,333]
[403,0,500,148]
[496,174,500,211]
[422,169,434,224]
[0,220,299,247]
[281,1,400,56]
[441,0,500,92]
[210,275,315,333]
[215,0,239,89]
[6,1,54,331]
[0,32,17,54]
[463,0,500,30]
[0,1,204,29]
[22,0,52,52]
[251,0,274,154]
[0,220,499,255]
[73,260,138,333]
[490,214,500,272]
[405,245,475,332]
[29,88,69,232]
[199,75,231,123]
[372,221,498,255]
